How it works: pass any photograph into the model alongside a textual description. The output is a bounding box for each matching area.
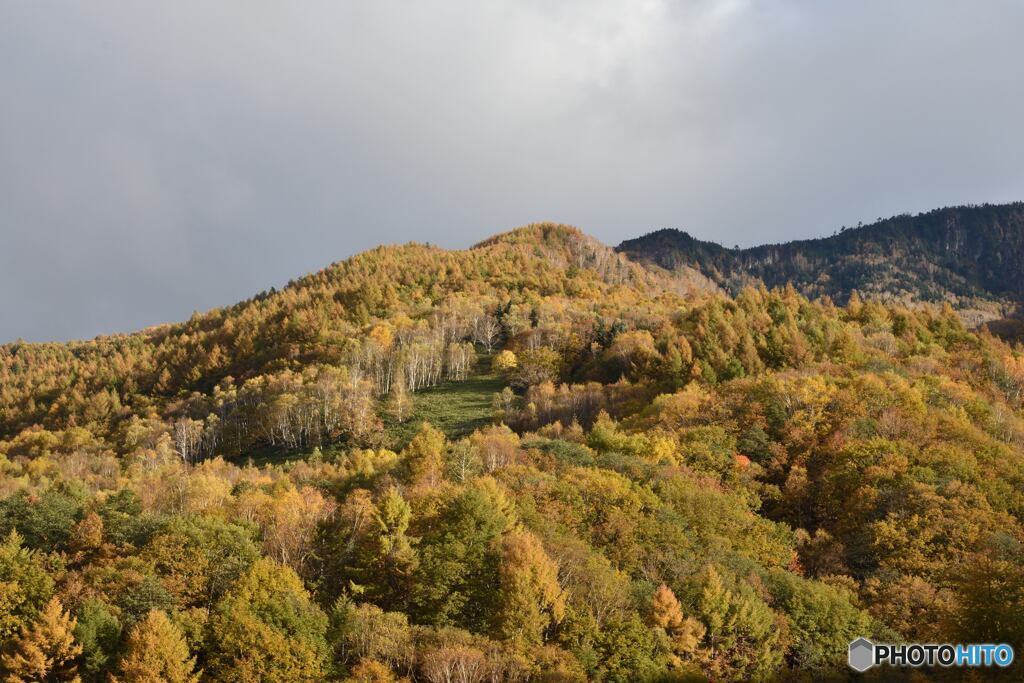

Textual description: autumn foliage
[1,224,1024,679]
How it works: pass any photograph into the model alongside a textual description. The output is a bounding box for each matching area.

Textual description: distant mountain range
[617,202,1024,324]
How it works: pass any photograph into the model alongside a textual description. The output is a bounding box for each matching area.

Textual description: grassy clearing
[383,357,505,448]
[239,442,347,468]
[234,354,505,464]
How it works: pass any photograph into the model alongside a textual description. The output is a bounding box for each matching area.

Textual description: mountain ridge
[617,202,1024,320]
[8,203,1024,349]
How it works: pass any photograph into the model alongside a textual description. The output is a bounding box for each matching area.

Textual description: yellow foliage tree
[402,423,447,488]
[491,350,518,374]
[1,598,82,683]
[114,609,199,683]
[495,530,565,647]
[651,583,705,660]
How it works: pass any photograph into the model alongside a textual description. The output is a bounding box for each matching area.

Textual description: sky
[3,1,1024,342]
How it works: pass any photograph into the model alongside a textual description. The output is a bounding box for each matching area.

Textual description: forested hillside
[2,222,1024,680]
[619,203,1024,322]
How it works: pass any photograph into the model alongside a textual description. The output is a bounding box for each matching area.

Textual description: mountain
[3,216,1024,680]
[617,202,1024,323]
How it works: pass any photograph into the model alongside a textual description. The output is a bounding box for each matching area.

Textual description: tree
[172,418,203,464]
[591,614,662,682]
[492,387,516,422]
[411,485,510,629]
[0,530,54,644]
[473,314,501,354]
[365,489,418,610]
[470,425,520,474]
[765,570,871,671]
[141,515,259,609]
[114,610,199,683]
[0,597,82,683]
[207,559,329,682]
[68,513,104,559]
[385,370,412,424]
[511,348,560,389]
[0,489,81,553]
[252,484,336,577]
[330,602,412,674]
[494,530,565,647]
[955,538,1024,650]
[491,350,517,374]
[606,330,658,381]
[696,566,733,660]
[73,600,121,682]
[419,646,488,683]
[650,584,704,660]
[402,423,446,488]
[343,658,403,683]
[692,566,782,680]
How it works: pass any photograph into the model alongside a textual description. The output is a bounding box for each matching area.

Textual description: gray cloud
[3,1,1023,341]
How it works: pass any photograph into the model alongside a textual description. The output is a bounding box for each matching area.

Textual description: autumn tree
[0,598,82,683]
[385,369,412,424]
[207,559,329,682]
[68,513,104,560]
[473,314,501,354]
[362,488,418,611]
[0,531,54,644]
[511,348,561,389]
[491,350,517,374]
[402,423,446,488]
[140,515,258,609]
[419,646,489,683]
[494,530,565,648]
[491,387,516,423]
[650,583,704,665]
[343,658,403,683]
[114,609,199,683]
[330,601,412,675]
[470,425,520,474]
[955,539,1024,651]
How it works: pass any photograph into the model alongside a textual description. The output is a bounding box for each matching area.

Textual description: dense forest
[619,203,1024,326]
[2,222,1024,681]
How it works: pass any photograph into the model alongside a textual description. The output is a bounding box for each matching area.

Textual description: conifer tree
[72,600,121,682]
[366,488,418,610]
[494,530,565,647]
[1,597,82,683]
[0,530,54,643]
[696,566,733,660]
[113,610,199,683]
[401,423,446,487]
[650,584,704,662]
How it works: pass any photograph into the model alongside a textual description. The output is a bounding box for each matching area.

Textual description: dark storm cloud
[3,1,1023,341]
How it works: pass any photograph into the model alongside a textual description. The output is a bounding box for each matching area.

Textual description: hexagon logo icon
[848,637,875,672]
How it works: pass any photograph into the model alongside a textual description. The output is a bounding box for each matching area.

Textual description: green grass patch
[231,354,506,465]
[383,358,505,447]
[236,443,346,468]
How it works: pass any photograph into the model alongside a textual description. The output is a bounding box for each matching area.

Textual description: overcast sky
[3,1,1024,342]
